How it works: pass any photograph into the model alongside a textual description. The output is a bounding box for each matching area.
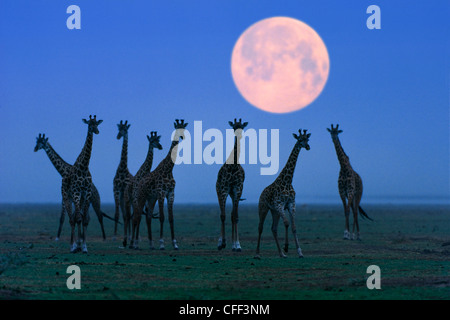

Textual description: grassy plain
[0,203,449,300]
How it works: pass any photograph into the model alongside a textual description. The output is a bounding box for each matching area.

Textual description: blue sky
[0,0,449,204]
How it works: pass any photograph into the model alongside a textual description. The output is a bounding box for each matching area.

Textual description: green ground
[0,203,448,300]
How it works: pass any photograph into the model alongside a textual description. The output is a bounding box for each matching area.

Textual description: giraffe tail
[358,206,374,221]
[102,212,123,225]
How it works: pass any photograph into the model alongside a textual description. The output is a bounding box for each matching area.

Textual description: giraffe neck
[332,137,351,169]
[276,143,301,185]
[43,142,71,177]
[156,140,179,173]
[75,131,93,171]
[135,144,155,180]
[117,135,129,172]
[225,136,241,165]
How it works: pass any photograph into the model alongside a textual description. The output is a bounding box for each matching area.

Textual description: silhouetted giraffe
[62,115,102,253]
[327,124,372,240]
[121,131,162,247]
[255,129,311,258]
[34,133,116,241]
[113,120,133,239]
[216,118,247,252]
[129,119,188,250]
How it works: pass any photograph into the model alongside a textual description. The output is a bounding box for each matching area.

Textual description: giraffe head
[147,131,163,150]
[327,124,343,140]
[117,120,130,140]
[34,133,49,152]
[228,118,248,139]
[82,115,103,134]
[293,129,311,150]
[173,119,188,141]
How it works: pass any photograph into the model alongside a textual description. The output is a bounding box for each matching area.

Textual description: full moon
[231,17,330,113]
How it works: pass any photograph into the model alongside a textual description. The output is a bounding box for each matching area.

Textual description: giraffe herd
[35,116,372,257]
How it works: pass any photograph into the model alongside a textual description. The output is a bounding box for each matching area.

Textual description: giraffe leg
[129,203,142,249]
[74,221,82,252]
[81,199,90,253]
[231,194,241,252]
[56,201,65,241]
[69,219,76,252]
[122,207,129,248]
[126,185,133,240]
[113,185,121,240]
[72,193,83,253]
[233,223,241,251]
[129,215,135,249]
[255,201,269,258]
[127,197,132,238]
[340,194,350,240]
[134,198,144,249]
[76,200,85,251]
[355,176,363,240]
[355,207,362,241]
[132,213,142,250]
[123,187,132,247]
[128,215,131,238]
[82,224,88,253]
[145,197,157,249]
[217,192,227,250]
[121,216,128,248]
[351,198,360,241]
[271,208,286,258]
[136,210,141,247]
[167,191,178,250]
[62,186,76,251]
[281,209,290,254]
[127,190,133,240]
[287,202,303,257]
[117,190,127,241]
[347,195,356,240]
[75,220,82,252]
[119,191,126,226]
[129,216,136,249]
[158,196,165,250]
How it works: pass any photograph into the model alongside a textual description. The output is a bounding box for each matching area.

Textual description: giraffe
[113,120,134,239]
[121,131,163,248]
[216,118,247,252]
[129,119,188,250]
[34,133,116,241]
[327,124,373,241]
[255,129,311,258]
[61,115,103,253]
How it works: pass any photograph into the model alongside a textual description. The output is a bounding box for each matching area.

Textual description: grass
[0,203,449,300]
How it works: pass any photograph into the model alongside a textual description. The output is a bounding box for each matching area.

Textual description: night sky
[1,1,448,204]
